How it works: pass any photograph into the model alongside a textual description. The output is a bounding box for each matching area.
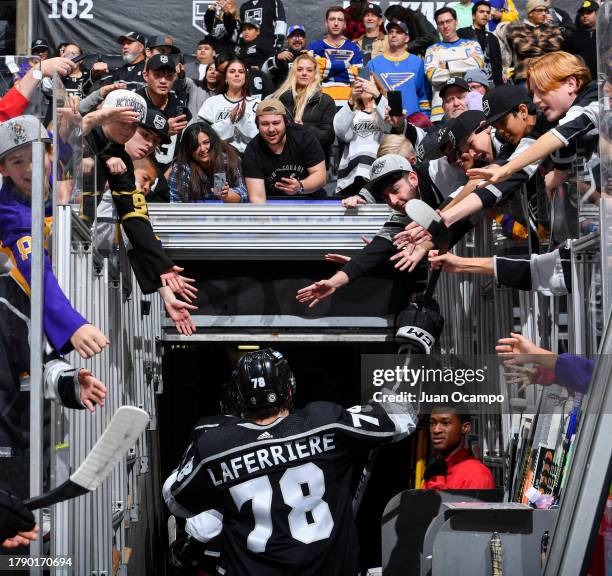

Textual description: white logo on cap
[9,122,27,145]
[160,55,169,64]
[448,131,456,146]
[35,40,42,45]
[437,128,447,143]
[116,96,146,122]
[447,78,456,84]
[153,114,166,130]
[483,100,491,117]
[416,144,425,161]
[371,160,386,176]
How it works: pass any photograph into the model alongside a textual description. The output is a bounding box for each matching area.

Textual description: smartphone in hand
[387,90,403,116]
[213,172,226,196]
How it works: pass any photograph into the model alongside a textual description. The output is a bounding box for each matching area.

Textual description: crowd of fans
[15,0,603,208]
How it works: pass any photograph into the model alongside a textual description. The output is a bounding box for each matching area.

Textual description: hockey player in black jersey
[164,349,416,575]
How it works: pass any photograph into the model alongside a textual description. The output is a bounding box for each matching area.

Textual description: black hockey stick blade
[25,406,149,510]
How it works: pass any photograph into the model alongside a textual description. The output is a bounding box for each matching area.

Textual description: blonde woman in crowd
[272,53,337,162]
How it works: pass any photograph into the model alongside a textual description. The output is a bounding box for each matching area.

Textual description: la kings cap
[102,89,147,123]
[446,110,486,147]
[366,154,413,196]
[0,115,51,159]
[141,107,171,144]
[146,53,177,71]
[439,77,470,99]
[476,84,532,132]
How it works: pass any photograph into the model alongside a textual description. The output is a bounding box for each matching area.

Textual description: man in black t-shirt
[242,99,327,202]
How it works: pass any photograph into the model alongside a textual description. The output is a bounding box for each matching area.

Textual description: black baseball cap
[439,77,470,99]
[385,20,409,34]
[146,53,177,71]
[118,31,147,45]
[476,84,532,132]
[577,0,598,12]
[146,34,181,54]
[446,111,486,147]
[364,3,383,16]
[31,38,49,52]
[140,107,171,144]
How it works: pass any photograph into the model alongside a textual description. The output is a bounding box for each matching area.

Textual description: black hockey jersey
[165,400,414,575]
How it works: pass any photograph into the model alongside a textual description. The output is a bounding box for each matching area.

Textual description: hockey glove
[0,487,36,543]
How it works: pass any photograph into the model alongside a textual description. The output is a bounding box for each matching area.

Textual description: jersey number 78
[229,462,334,552]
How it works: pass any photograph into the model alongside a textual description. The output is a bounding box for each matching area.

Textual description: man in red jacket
[422,408,495,490]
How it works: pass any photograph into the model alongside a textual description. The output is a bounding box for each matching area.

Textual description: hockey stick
[404,199,451,304]
[25,406,149,510]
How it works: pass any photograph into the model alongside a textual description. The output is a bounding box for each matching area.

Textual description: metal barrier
[50,207,163,575]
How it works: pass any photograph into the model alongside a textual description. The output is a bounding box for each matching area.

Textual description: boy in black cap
[563,1,598,78]
[237,17,274,69]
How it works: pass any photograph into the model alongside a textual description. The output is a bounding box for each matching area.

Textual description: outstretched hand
[159,286,198,336]
[389,243,428,272]
[77,369,107,412]
[466,163,510,186]
[160,265,198,303]
[428,250,464,273]
[296,280,336,308]
[394,221,433,249]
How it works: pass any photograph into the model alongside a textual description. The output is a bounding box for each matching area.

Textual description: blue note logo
[380,72,415,90]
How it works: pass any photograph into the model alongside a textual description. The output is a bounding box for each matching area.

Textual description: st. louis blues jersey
[367,52,431,117]
[164,400,415,576]
[308,38,363,105]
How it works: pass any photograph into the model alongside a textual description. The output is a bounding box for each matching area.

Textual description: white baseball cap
[102,89,147,123]
[0,115,51,159]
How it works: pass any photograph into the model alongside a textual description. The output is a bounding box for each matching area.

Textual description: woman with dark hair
[197,57,259,153]
[176,62,220,119]
[169,122,248,203]
[60,43,92,98]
